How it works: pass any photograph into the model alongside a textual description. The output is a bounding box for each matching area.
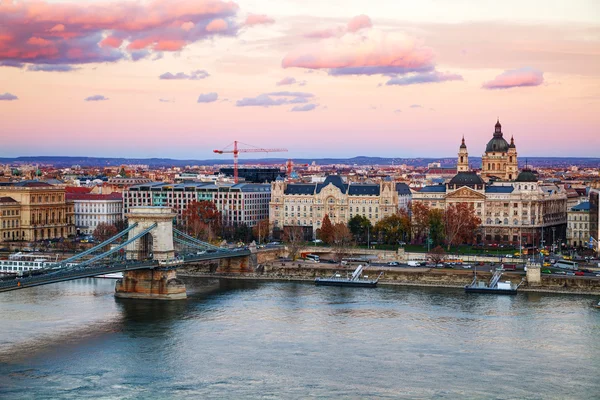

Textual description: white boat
[0,252,79,276]
[96,272,123,279]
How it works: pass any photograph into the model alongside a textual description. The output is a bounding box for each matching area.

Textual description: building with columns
[566,202,590,247]
[480,119,519,181]
[0,181,75,243]
[269,175,412,240]
[412,122,567,246]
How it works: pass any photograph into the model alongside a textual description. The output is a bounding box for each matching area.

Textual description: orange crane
[213,141,287,183]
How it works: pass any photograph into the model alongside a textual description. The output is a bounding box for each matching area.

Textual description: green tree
[318,214,334,245]
[428,209,445,247]
[348,215,372,243]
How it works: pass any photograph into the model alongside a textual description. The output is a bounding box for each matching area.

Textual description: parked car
[542,269,552,274]
[463,265,472,269]
[574,271,585,276]
[388,261,400,266]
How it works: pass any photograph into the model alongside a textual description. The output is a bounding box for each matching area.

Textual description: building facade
[67,193,123,235]
[124,182,270,227]
[480,120,519,181]
[0,181,75,242]
[269,175,412,239]
[590,186,599,254]
[566,202,590,247]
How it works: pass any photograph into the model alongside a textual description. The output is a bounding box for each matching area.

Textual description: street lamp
[552,227,556,254]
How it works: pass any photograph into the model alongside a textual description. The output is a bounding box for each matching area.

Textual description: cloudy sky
[1,0,599,159]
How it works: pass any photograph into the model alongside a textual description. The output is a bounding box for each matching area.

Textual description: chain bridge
[0,207,251,299]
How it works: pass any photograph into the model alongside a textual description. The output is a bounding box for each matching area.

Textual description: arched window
[504,218,508,225]
[460,156,463,163]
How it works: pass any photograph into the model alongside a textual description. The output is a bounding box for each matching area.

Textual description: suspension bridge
[0,207,252,299]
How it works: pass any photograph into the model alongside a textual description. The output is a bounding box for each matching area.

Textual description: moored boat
[465,267,523,295]
[315,264,383,287]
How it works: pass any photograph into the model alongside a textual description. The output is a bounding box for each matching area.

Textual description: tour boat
[0,252,63,276]
[465,268,523,295]
[315,264,383,287]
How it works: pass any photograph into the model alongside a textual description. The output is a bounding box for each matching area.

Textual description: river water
[0,278,598,399]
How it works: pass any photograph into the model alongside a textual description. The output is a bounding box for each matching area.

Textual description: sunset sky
[1,0,599,160]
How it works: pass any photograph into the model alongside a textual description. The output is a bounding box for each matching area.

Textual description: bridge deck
[0,250,251,293]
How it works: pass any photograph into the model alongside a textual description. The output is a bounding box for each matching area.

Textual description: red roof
[65,186,93,194]
[66,193,122,201]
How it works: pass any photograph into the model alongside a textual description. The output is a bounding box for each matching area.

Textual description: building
[412,129,567,246]
[269,175,412,240]
[480,119,519,181]
[590,186,599,253]
[0,181,74,242]
[219,168,283,183]
[67,193,123,235]
[566,202,590,247]
[124,182,271,227]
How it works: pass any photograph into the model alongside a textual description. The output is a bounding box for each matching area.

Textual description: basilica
[412,120,567,247]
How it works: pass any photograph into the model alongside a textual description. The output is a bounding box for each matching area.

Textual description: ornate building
[269,175,411,240]
[480,119,519,181]
[412,123,567,246]
[0,181,75,243]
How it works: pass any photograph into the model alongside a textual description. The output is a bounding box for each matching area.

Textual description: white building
[123,182,271,227]
[66,193,123,235]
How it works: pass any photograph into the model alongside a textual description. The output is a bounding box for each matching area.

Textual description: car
[312,239,323,244]
[543,262,551,267]
[542,269,552,274]
[388,261,400,266]
[505,254,513,258]
[554,270,566,275]
[574,271,585,276]
[596,274,600,277]
[436,263,444,268]
[463,265,472,269]
[398,241,406,246]
[566,272,575,276]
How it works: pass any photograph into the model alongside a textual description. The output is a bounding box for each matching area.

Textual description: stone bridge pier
[115,207,186,300]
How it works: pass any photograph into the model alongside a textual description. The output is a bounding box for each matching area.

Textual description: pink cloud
[276,76,296,86]
[100,36,123,48]
[206,19,228,32]
[283,31,435,76]
[0,0,240,66]
[244,14,275,26]
[482,67,544,89]
[304,28,343,39]
[347,15,372,32]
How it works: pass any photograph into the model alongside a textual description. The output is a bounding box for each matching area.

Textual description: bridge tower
[116,207,186,300]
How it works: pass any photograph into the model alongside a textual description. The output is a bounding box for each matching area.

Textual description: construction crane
[213,141,287,183]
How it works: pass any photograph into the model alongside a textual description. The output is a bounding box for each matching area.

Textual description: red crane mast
[213,141,287,183]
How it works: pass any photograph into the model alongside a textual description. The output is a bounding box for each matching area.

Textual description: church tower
[507,135,518,180]
[457,136,469,172]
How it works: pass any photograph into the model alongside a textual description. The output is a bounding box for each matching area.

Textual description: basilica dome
[485,119,509,153]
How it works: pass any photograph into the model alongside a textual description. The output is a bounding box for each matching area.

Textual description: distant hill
[1,155,599,168]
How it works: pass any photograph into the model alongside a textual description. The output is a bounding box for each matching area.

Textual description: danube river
[0,278,599,399]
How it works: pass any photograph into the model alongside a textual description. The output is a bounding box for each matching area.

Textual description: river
[0,278,599,399]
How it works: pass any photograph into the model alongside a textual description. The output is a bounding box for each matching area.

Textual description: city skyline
[1,0,599,158]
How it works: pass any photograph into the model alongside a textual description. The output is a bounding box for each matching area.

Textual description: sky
[1,0,599,160]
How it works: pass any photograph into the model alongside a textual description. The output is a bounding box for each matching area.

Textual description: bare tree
[428,245,446,265]
[283,226,304,260]
[331,223,353,264]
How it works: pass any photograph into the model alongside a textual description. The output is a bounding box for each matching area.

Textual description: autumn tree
[373,210,411,245]
[252,219,271,244]
[331,223,353,264]
[93,223,118,243]
[444,202,481,250]
[283,226,304,260]
[428,245,446,265]
[411,202,431,243]
[318,214,334,245]
[182,200,222,242]
[348,215,372,243]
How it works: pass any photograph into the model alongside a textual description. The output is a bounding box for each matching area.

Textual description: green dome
[515,169,537,182]
[485,119,509,153]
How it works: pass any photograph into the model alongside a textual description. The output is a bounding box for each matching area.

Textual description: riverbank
[179,263,600,296]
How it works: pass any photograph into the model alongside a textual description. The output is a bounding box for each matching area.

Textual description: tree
[444,202,481,250]
[252,219,271,244]
[182,200,221,242]
[428,209,445,247]
[411,202,431,243]
[283,226,304,260]
[373,210,411,245]
[318,214,334,244]
[93,223,118,243]
[331,223,353,264]
[428,245,446,265]
[348,215,372,244]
